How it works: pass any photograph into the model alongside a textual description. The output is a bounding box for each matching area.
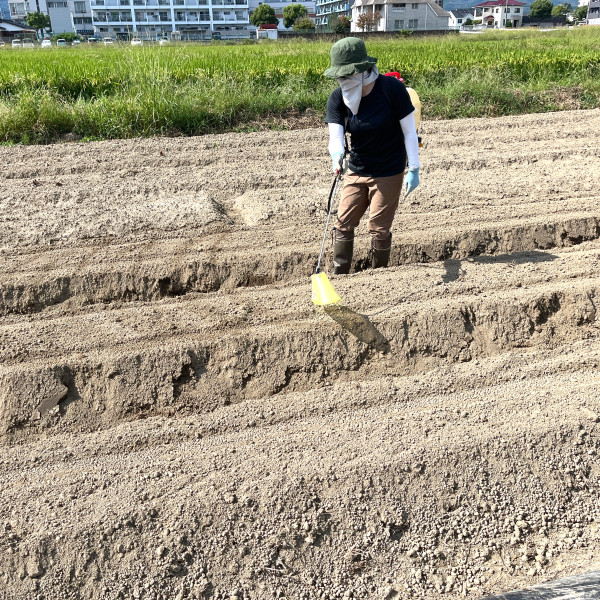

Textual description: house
[473,0,525,27]
[256,22,278,37]
[588,0,600,24]
[0,17,35,40]
[351,0,451,32]
[448,7,474,28]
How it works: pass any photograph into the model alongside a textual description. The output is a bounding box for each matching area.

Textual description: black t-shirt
[325,75,414,178]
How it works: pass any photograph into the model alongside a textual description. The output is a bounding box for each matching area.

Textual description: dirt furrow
[2,244,599,436]
[1,345,599,600]
[2,216,599,315]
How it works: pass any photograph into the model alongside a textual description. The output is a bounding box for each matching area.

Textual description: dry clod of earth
[1,109,600,600]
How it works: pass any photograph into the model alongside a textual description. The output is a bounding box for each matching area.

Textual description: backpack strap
[380,73,401,122]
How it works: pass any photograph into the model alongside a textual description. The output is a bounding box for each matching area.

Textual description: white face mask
[337,66,379,116]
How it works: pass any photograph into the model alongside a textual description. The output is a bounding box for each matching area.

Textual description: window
[74,1,86,12]
[94,0,104,5]
[120,0,130,5]
[408,18,418,26]
[394,2,405,10]
[110,10,119,19]
[457,18,462,23]
[199,9,209,18]
[514,7,520,12]
[159,10,169,19]
[9,2,26,15]
[411,2,418,8]
[48,1,68,6]
[394,18,404,28]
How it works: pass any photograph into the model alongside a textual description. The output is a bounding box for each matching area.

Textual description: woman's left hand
[404,168,419,196]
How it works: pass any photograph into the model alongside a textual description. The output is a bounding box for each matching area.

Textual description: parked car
[103,38,114,45]
[72,39,81,45]
[158,38,168,45]
[56,38,67,47]
[41,39,52,48]
[131,37,142,46]
[87,36,101,44]
[0,41,6,48]
[22,39,35,48]
[11,39,21,47]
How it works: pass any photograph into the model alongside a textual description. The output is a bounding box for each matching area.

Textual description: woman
[324,37,420,273]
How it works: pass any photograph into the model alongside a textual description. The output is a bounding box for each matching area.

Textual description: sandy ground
[1,109,600,600]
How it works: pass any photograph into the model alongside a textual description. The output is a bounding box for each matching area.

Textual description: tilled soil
[1,109,600,600]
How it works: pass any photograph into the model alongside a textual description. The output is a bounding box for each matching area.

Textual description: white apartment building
[8,0,93,35]
[92,0,249,39]
[314,0,349,30]
[351,0,450,32]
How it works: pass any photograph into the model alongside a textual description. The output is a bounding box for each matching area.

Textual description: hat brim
[324,57,377,79]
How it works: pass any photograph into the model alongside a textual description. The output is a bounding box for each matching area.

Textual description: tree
[283,3,307,28]
[355,10,381,31]
[27,12,51,38]
[50,32,80,43]
[573,5,588,20]
[293,16,315,31]
[529,0,553,19]
[551,2,571,16]
[331,14,351,33]
[250,4,279,27]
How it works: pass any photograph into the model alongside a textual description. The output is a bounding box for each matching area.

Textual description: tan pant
[335,171,404,249]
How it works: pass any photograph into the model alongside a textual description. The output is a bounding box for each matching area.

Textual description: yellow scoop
[311,272,341,306]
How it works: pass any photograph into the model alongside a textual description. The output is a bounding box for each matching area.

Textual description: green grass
[1,28,600,143]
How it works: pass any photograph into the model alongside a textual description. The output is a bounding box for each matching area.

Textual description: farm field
[2,28,600,143]
[1,109,600,599]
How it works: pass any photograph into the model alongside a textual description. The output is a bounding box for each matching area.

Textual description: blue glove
[403,168,419,196]
[331,152,345,175]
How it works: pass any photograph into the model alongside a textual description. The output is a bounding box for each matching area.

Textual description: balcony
[212,0,247,5]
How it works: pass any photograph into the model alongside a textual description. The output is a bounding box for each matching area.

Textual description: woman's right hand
[404,168,420,196]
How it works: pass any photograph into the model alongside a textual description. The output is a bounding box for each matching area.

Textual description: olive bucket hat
[324,37,377,79]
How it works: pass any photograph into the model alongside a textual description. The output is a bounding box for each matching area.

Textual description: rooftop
[474,0,526,6]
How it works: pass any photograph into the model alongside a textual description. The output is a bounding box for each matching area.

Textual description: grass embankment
[1,28,600,143]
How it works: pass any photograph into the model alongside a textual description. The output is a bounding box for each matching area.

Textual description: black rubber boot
[333,230,354,275]
[371,234,392,269]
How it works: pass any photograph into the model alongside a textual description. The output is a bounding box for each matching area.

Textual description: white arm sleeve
[328,123,345,158]
[400,112,420,170]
